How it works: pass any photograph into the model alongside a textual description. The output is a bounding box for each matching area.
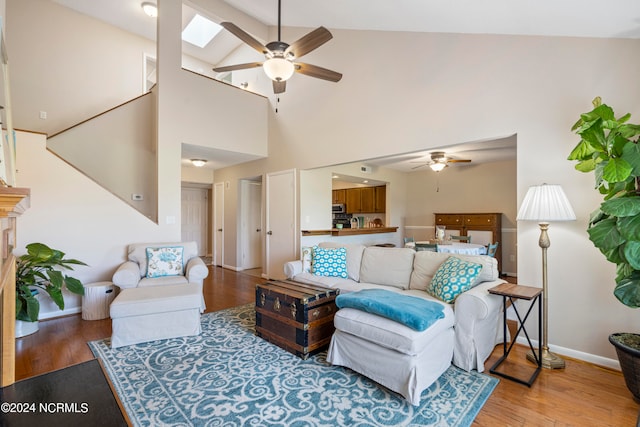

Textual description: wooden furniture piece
[435,213,502,272]
[0,187,30,387]
[488,283,542,387]
[255,280,338,359]
[82,281,118,320]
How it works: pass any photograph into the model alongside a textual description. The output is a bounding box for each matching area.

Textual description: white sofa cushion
[333,304,454,356]
[359,247,415,289]
[409,251,499,291]
[319,242,365,281]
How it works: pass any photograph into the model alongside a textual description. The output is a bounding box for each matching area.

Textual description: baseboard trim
[515,337,620,371]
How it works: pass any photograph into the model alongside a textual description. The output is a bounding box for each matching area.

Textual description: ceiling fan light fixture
[263,57,295,82]
[191,159,207,167]
[141,2,158,18]
[429,162,447,172]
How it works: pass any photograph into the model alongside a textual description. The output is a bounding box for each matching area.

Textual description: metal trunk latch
[274,297,281,312]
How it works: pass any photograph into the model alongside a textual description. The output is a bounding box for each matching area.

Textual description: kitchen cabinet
[343,186,385,214]
[332,189,346,205]
[375,186,386,213]
[434,213,502,273]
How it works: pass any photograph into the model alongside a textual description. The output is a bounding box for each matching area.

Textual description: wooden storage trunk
[255,280,339,359]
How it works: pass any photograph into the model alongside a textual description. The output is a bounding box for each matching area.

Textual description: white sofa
[284,242,506,373]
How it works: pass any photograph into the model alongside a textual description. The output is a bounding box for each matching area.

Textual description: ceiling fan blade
[273,80,286,94]
[220,22,267,54]
[213,62,263,73]
[411,164,429,170]
[294,62,342,82]
[285,27,333,58]
[447,159,472,163]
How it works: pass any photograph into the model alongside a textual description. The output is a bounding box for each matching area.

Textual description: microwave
[332,204,345,213]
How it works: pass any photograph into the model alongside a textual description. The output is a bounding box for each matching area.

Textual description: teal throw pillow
[427,256,482,303]
[311,246,348,278]
[146,246,184,278]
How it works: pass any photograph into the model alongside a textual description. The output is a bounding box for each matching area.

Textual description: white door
[181,186,208,256]
[213,182,224,267]
[240,179,262,270]
[265,169,297,280]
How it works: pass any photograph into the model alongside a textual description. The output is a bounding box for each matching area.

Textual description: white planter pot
[15,319,39,338]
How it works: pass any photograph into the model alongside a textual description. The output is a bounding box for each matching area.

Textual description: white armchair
[112,241,208,311]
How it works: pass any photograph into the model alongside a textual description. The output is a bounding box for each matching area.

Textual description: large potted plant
[15,243,87,337]
[568,97,640,401]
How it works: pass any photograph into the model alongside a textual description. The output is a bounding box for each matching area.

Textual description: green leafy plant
[568,97,640,308]
[16,243,87,322]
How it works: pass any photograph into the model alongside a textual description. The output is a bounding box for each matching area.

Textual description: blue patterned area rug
[89,304,498,427]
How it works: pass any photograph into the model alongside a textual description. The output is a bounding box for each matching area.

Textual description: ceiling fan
[411,151,472,172]
[212,0,342,94]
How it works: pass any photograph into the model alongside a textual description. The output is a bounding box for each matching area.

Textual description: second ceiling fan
[412,151,472,172]
[212,0,342,94]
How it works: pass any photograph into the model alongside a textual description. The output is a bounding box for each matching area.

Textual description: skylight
[182,14,222,48]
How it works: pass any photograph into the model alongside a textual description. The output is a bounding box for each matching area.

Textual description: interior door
[213,182,224,267]
[240,179,262,270]
[181,186,208,256]
[265,169,296,280]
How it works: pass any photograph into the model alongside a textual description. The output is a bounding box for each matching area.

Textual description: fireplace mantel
[0,187,30,387]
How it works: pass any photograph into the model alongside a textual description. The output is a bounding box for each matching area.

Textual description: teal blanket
[336,289,445,331]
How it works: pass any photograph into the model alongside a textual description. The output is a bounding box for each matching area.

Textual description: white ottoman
[327,304,455,406]
[109,284,201,348]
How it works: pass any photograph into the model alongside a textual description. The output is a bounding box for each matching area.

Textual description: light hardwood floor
[14,267,639,426]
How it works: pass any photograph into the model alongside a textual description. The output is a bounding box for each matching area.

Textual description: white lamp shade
[430,162,447,172]
[263,58,295,82]
[517,184,576,222]
[191,159,207,167]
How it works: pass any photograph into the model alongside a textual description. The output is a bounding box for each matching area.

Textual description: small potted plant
[568,97,640,401]
[15,242,87,337]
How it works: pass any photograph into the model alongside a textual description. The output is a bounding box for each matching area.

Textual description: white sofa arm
[452,279,505,372]
[112,261,142,289]
[185,257,208,284]
[284,260,303,279]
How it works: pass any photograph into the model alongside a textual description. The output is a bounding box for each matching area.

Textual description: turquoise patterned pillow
[427,256,482,303]
[146,246,184,278]
[311,246,348,278]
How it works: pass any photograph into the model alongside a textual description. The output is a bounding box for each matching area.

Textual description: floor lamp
[516,183,576,369]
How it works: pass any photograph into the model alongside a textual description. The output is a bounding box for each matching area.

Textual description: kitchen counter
[301,227,398,236]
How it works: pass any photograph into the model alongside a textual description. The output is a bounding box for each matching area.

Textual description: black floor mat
[0,359,128,427]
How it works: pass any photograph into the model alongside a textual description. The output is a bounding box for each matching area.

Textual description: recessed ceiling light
[191,159,207,167]
[182,14,222,48]
[141,2,157,18]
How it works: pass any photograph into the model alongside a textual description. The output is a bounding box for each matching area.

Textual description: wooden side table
[488,282,542,386]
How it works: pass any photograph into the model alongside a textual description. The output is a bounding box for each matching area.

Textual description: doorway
[239,177,263,273]
[181,184,209,256]
[213,182,224,267]
[265,169,297,280]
